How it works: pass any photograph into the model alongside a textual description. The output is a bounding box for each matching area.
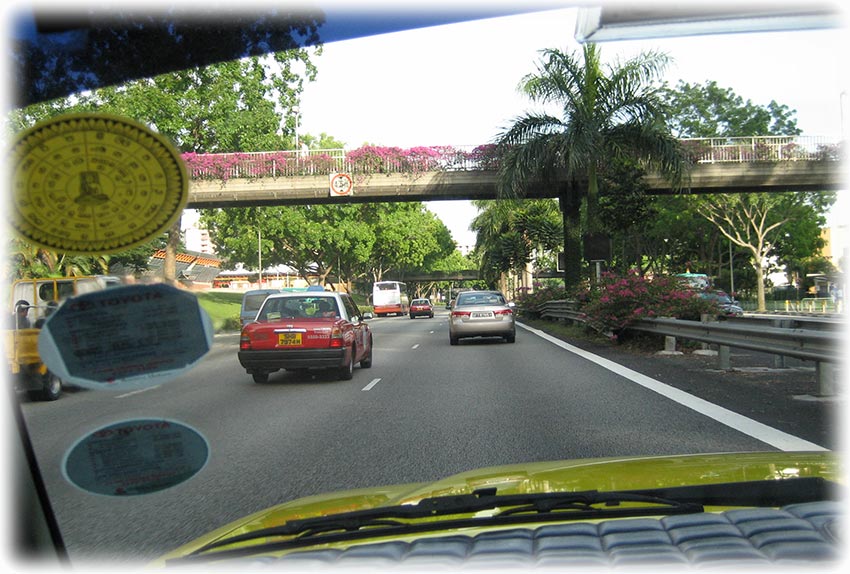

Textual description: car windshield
[457,293,505,306]
[243,293,273,313]
[6,1,844,571]
[257,296,338,320]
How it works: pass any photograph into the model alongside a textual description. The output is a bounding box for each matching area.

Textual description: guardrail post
[718,345,731,370]
[817,362,836,397]
[771,319,789,368]
[695,314,718,356]
[657,334,683,356]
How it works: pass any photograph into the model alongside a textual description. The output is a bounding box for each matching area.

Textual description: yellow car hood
[153,451,838,565]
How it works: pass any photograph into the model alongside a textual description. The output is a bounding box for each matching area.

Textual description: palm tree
[495,43,689,287]
[471,199,562,294]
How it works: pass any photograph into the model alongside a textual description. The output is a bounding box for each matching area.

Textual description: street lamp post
[294,108,300,150]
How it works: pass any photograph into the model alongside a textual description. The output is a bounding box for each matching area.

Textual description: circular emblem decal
[63,419,209,496]
[10,113,188,254]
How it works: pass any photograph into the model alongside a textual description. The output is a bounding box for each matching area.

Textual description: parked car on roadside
[449,290,515,345]
[700,290,744,317]
[240,288,282,327]
[238,291,373,382]
[409,298,434,319]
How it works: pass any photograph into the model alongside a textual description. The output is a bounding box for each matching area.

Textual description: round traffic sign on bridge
[329,172,354,197]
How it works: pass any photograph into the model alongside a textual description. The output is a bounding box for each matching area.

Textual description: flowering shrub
[582,270,717,330]
[181,145,504,182]
[513,280,597,318]
[346,145,455,175]
[513,282,568,318]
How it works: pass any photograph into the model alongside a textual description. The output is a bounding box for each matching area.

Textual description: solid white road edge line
[518,323,827,452]
[362,378,382,391]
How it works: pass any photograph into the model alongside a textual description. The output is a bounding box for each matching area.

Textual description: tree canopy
[662,80,801,138]
[199,203,457,291]
[494,44,689,287]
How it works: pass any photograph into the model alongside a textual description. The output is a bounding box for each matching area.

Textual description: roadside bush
[582,270,716,331]
[514,282,568,318]
[221,316,242,332]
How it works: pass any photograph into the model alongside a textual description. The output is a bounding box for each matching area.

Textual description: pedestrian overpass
[184,136,843,208]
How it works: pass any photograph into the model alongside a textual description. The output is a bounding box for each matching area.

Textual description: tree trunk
[524,260,534,293]
[559,187,582,289]
[755,263,767,312]
[163,217,181,286]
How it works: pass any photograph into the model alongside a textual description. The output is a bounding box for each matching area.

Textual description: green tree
[8,46,321,283]
[661,80,833,305]
[471,199,562,290]
[7,238,110,279]
[301,132,347,150]
[662,80,801,138]
[200,202,455,291]
[495,44,688,288]
[367,204,456,283]
[692,192,832,311]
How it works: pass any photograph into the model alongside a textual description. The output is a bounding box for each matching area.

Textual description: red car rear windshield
[258,297,339,321]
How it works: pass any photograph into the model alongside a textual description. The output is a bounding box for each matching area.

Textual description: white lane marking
[518,323,827,452]
[362,378,382,391]
[115,386,160,398]
[412,344,420,350]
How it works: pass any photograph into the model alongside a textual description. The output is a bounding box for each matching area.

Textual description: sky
[295,4,848,248]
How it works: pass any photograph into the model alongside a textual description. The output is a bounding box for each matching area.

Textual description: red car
[409,298,434,319]
[238,292,373,382]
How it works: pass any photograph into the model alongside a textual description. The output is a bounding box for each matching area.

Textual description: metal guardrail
[534,300,842,363]
[531,300,843,395]
[536,300,614,337]
[626,317,841,364]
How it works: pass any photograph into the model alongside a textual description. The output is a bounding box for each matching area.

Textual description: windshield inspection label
[63,419,209,496]
[38,283,213,390]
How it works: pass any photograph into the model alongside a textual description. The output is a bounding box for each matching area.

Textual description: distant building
[184,227,215,255]
[141,250,222,289]
[821,225,848,272]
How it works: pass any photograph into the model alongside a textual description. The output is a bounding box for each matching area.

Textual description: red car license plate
[278,332,302,346]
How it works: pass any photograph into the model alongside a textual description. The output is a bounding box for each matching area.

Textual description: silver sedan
[449,290,516,345]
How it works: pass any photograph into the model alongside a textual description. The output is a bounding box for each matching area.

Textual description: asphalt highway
[16,309,838,566]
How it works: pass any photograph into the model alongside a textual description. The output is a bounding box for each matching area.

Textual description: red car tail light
[239,334,252,350]
[329,325,345,348]
[451,310,471,318]
[494,308,513,316]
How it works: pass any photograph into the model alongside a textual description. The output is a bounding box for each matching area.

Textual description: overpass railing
[183,136,841,181]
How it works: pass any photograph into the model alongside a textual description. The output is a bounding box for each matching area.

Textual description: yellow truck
[6,276,120,401]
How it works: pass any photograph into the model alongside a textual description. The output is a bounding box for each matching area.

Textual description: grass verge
[195,291,243,332]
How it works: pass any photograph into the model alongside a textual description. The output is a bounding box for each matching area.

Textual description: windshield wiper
[169,477,839,564]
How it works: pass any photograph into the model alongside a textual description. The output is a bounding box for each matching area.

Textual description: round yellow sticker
[10,113,188,254]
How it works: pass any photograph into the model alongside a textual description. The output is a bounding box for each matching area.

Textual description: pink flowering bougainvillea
[583,270,718,330]
[181,145,503,182]
[515,272,717,332]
